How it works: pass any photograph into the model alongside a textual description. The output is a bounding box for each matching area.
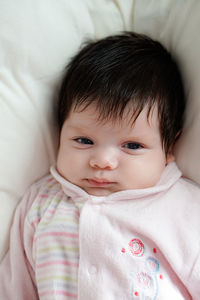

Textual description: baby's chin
[84,187,114,197]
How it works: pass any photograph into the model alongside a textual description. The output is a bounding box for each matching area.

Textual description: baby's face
[56,104,173,196]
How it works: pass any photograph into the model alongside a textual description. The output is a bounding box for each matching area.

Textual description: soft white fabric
[1,163,200,299]
[0,0,200,260]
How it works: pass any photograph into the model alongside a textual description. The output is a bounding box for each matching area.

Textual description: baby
[0,32,200,300]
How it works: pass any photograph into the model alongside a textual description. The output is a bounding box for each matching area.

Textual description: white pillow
[1,0,200,260]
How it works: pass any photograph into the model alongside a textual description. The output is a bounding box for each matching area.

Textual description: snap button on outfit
[90,265,97,275]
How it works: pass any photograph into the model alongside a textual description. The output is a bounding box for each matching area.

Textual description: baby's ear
[166,153,175,164]
[166,147,175,165]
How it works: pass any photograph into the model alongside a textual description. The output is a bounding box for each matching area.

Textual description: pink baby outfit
[0,162,200,300]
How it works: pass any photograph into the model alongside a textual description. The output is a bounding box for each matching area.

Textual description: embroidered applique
[122,238,162,300]
[129,239,145,257]
[145,257,159,273]
[130,269,158,300]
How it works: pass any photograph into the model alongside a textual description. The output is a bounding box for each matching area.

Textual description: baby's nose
[89,149,118,170]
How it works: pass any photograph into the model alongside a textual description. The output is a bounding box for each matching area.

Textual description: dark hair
[57,31,185,154]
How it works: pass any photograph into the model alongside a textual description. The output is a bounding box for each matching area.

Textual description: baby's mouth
[87,178,114,187]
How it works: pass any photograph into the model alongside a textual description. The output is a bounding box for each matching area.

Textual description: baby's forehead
[70,102,160,130]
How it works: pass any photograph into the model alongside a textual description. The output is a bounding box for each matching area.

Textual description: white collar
[50,162,181,204]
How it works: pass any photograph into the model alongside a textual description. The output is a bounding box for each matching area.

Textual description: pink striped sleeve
[0,186,38,300]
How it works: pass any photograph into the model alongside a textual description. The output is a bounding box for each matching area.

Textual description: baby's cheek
[144,165,165,187]
[134,165,164,189]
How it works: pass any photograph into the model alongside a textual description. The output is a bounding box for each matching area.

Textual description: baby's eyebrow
[67,124,91,133]
[67,125,81,130]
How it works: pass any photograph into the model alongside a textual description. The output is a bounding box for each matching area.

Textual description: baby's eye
[74,137,94,145]
[123,142,143,150]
